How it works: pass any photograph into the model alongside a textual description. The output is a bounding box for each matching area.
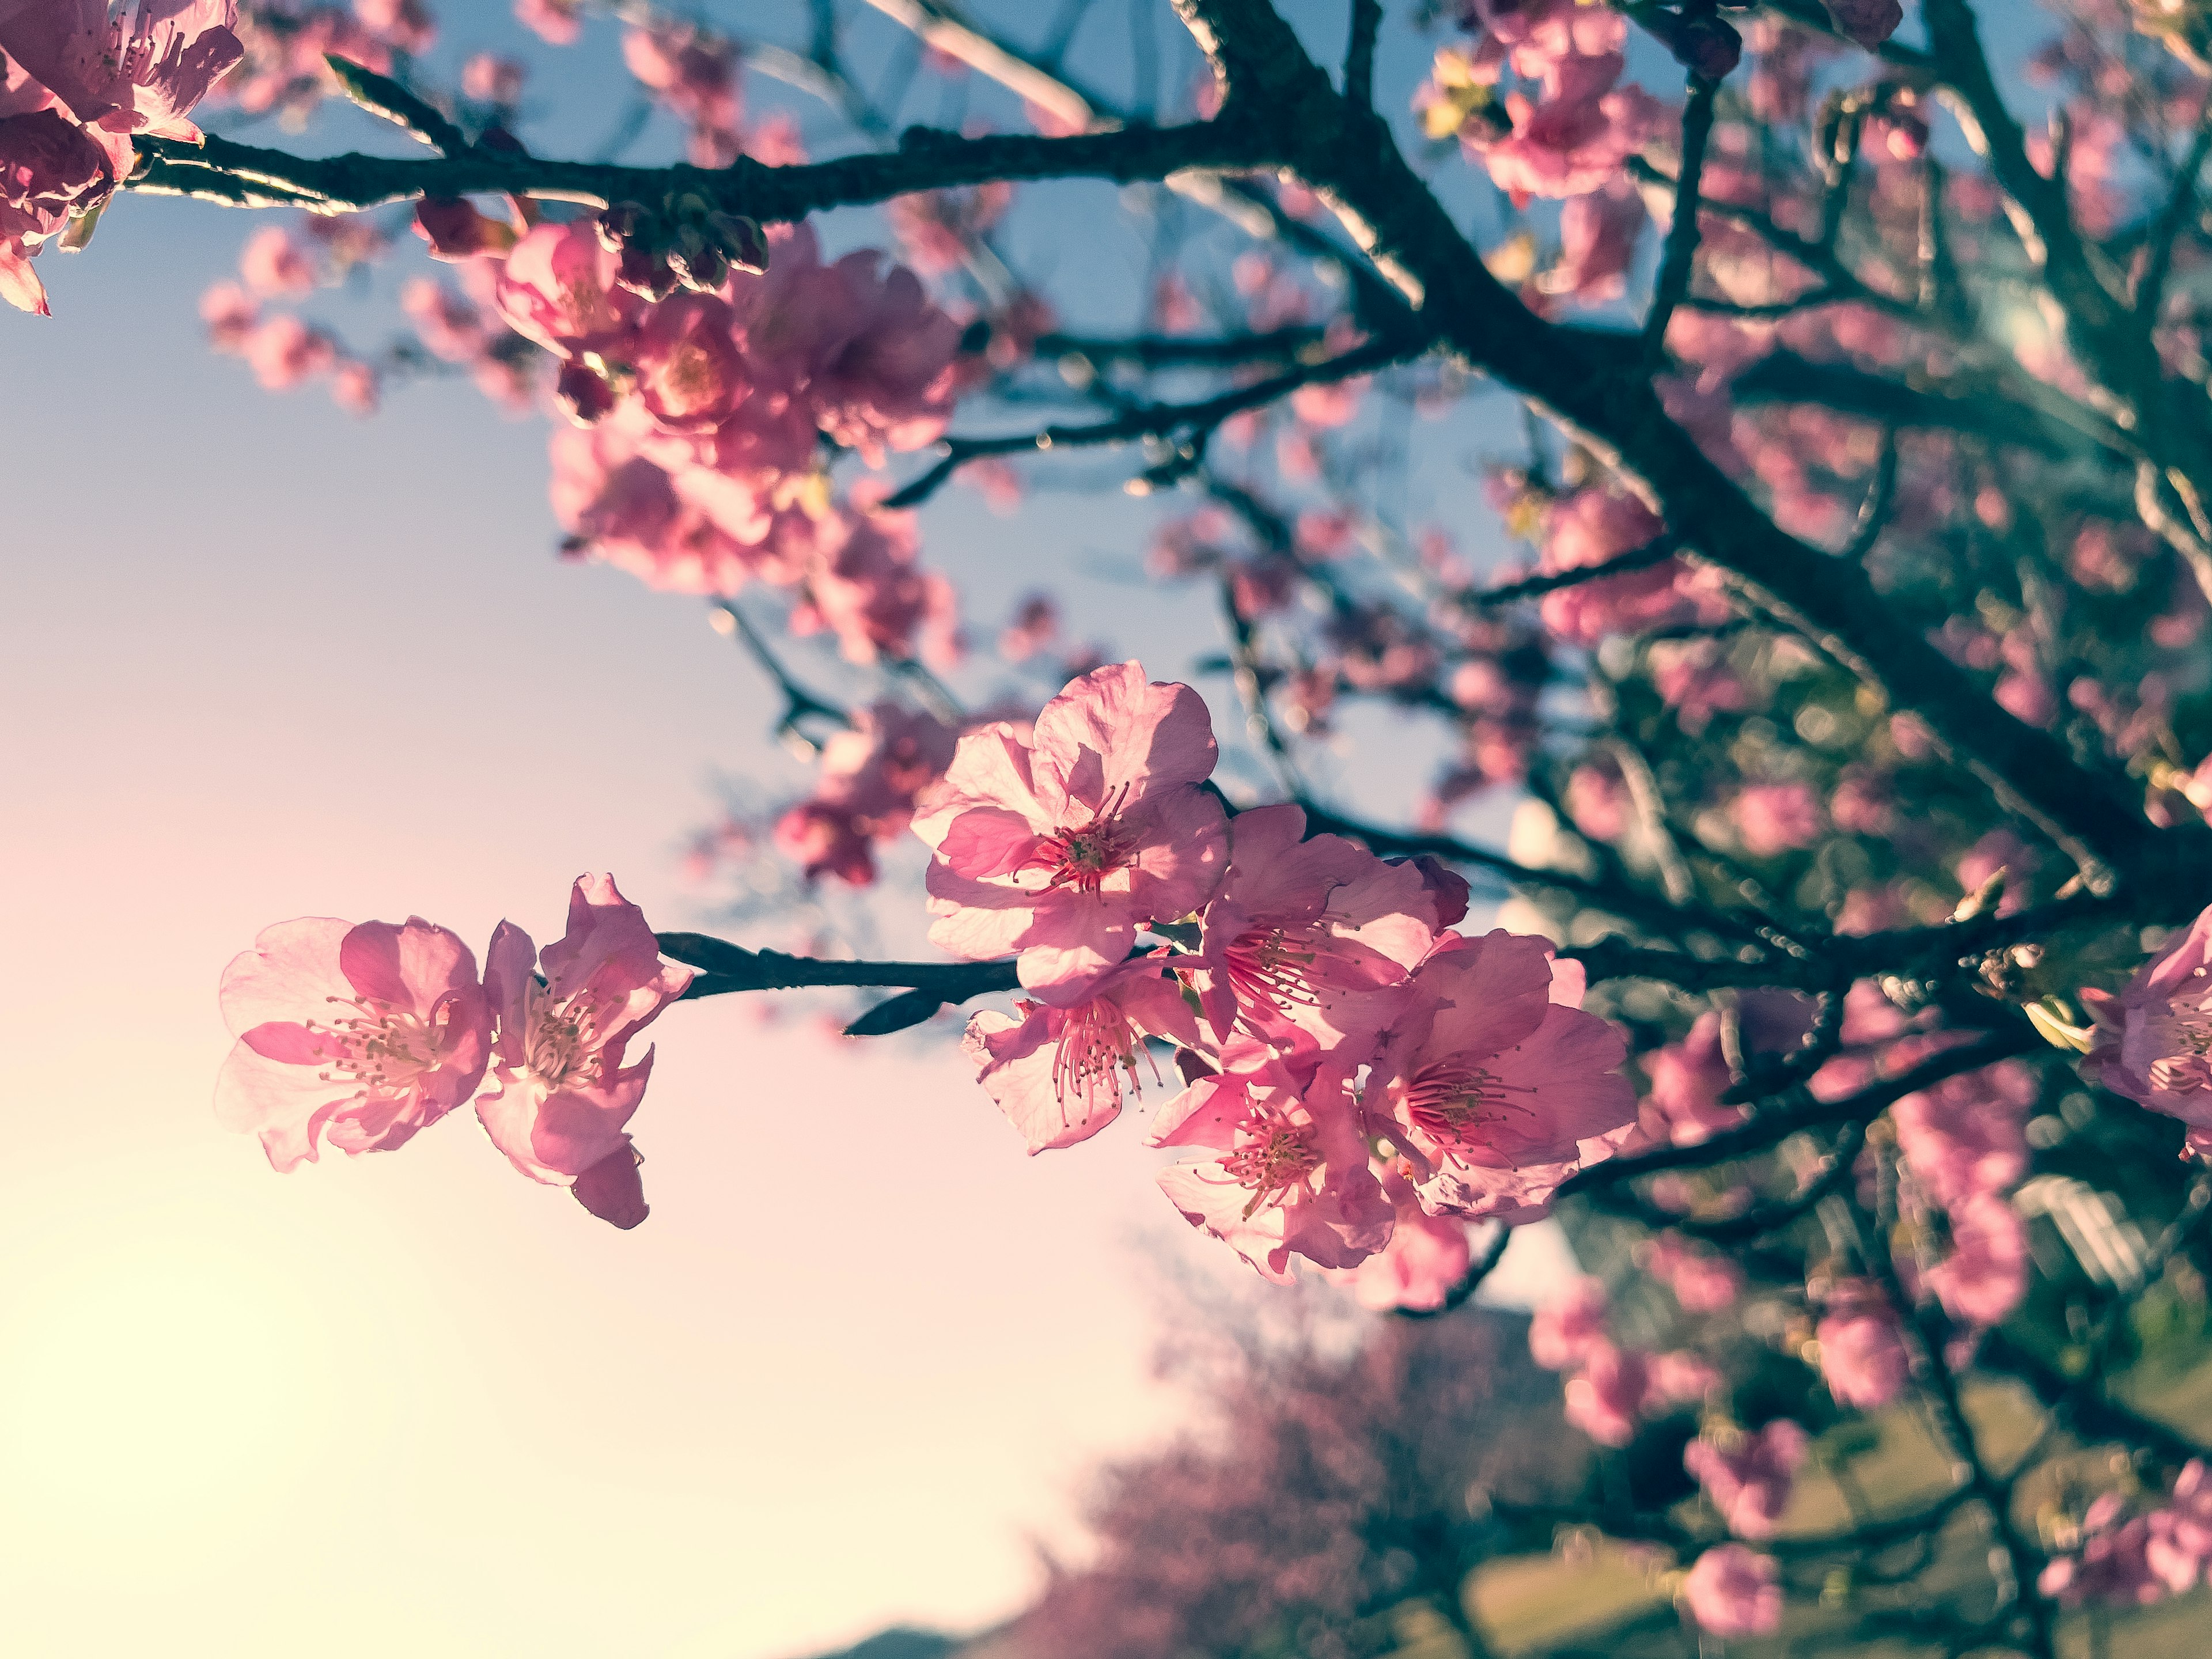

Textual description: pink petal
[572,1144,649,1229]
[218,916,355,1037]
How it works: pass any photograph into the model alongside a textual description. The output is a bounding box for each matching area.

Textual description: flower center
[1224,926,1325,1023]
[2145,983,2212,1092]
[1215,1103,1324,1218]
[517,982,611,1091]
[1025,783,1136,894]
[306,996,451,1095]
[1401,1059,1539,1151]
[1051,997,1153,1116]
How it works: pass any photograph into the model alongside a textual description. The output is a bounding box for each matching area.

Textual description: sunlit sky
[7,0,2060,1650]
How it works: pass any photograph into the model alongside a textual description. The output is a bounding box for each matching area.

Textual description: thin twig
[1643,73,1721,361]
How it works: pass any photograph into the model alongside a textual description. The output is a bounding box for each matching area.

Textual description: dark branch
[131,116,1271,218]
[660,933,1020,1004]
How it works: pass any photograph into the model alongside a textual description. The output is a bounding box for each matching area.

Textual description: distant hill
[794,1626,962,1659]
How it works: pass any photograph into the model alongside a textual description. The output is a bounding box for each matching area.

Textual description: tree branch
[1643,72,1719,361]
[881,334,1412,508]
[660,932,1020,1004]
[1557,1031,2044,1195]
[131,117,1271,218]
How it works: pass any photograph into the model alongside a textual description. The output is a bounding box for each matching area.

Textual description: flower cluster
[2040,1461,2212,1608]
[920,662,1637,1284]
[215,874,692,1228]
[2082,907,2212,1158]
[1,1,242,313]
[517,216,964,658]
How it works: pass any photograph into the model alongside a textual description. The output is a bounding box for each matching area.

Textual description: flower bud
[555,359,618,426]
[598,201,646,251]
[710,211,770,274]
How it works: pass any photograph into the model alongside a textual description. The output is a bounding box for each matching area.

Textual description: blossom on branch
[1151,1045,1391,1283]
[962,956,1199,1153]
[1363,931,1635,1217]
[476,874,696,1230]
[916,661,1229,1005]
[215,915,492,1171]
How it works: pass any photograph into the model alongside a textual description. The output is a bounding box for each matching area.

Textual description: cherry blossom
[1562,1340,1657,1446]
[962,956,1199,1152]
[1816,1282,1910,1410]
[2081,905,2212,1141]
[1152,1047,1391,1282]
[1892,1060,2033,1208]
[1925,1192,2029,1328]
[1363,930,1634,1216]
[0,1,243,143]
[476,874,695,1230]
[1682,1544,1783,1637]
[1183,803,1435,1052]
[1684,1421,1809,1539]
[1342,1169,1480,1312]
[916,662,1229,1005]
[1535,487,1724,645]
[216,915,491,1171]
[1528,1274,1609,1370]
[2040,1493,2166,1607]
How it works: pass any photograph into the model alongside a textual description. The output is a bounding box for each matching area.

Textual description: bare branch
[132,117,1271,217]
[1643,72,1719,361]
[881,334,1412,509]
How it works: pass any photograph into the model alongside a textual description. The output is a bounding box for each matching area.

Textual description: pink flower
[916,662,1229,1005]
[331,358,379,415]
[2081,906,2212,1137]
[0,100,122,311]
[1185,803,1436,1053]
[461,52,524,106]
[199,277,255,349]
[1536,488,1721,644]
[798,505,946,664]
[775,701,957,887]
[796,251,964,464]
[1682,1545,1783,1637]
[1732,781,1824,858]
[1542,177,1643,301]
[1152,1046,1391,1282]
[1926,1192,2029,1328]
[1892,1060,2033,1208]
[1343,1169,1480,1311]
[1652,1349,1722,1404]
[400,276,486,363]
[514,0,580,46]
[1363,931,1634,1215]
[1562,1340,1657,1446]
[238,224,313,294]
[244,313,335,389]
[962,956,1199,1152]
[475,874,695,1229]
[216,916,492,1171]
[494,219,641,357]
[1645,1233,1743,1314]
[2041,1494,2166,1606]
[1685,1421,1809,1539]
[1817,1282,1910,1409]
[0,1,244,142]
[2145,1461,2212,1596]
[623,19,739,139]
[1528,1274,1609,1370]
[633,293,749,431]
[354,0,433,55]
